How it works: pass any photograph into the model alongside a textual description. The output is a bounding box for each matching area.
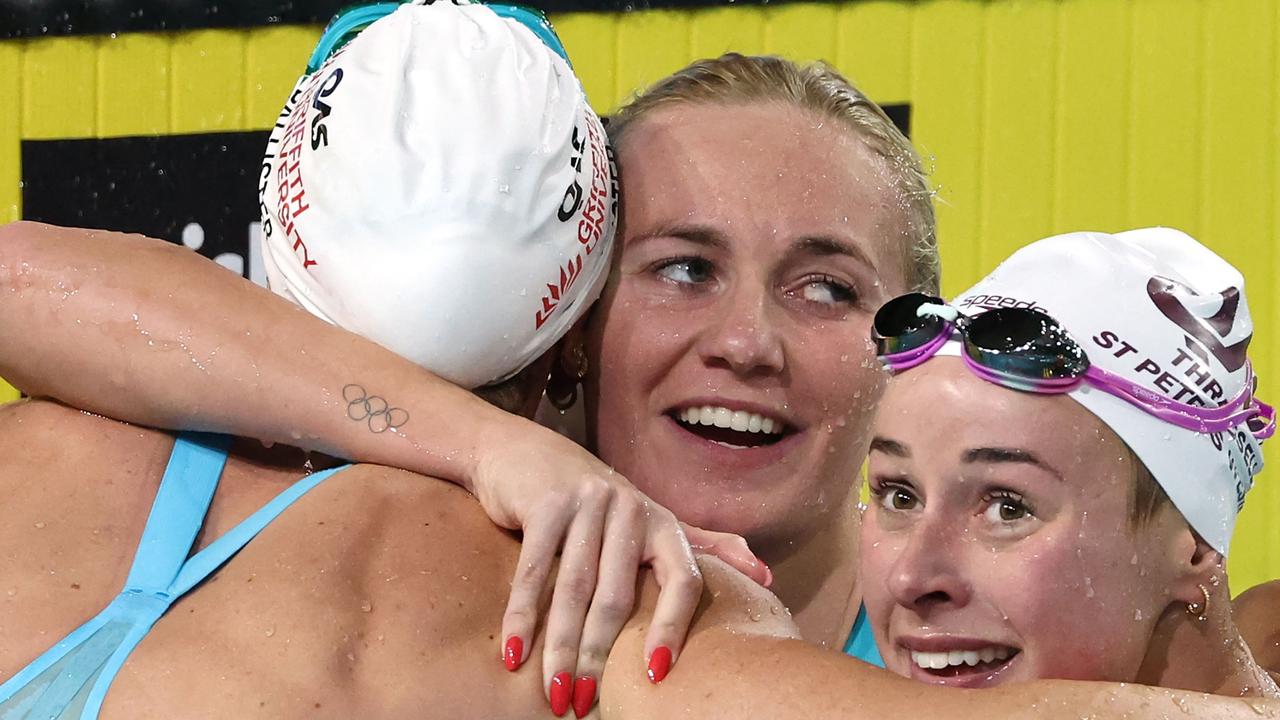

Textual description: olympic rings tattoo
[343,384,409,433]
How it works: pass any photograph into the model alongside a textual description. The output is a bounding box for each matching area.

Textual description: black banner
[0,0,808,38]
[22,132,270,283]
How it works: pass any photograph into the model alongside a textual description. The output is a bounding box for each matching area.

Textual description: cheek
[858,520,900,611]
[996,531,1150,680]
[585,280,693,444]
[590,280,674,386]
[799,326,888,439]
[859,510,918,629]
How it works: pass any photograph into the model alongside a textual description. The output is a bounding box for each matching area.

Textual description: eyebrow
[629,225,877,272]
[790,235,876,272]
[870,436,909,457]
[628,223,729,251]
[962,447,1063,481]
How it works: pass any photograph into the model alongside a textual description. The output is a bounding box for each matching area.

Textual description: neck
[1138,591,1280,697]
[759,499,862,650]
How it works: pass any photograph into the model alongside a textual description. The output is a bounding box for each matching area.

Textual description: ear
[555,319,589,376]
[545,318,589,409]
[1168,529,1225,608]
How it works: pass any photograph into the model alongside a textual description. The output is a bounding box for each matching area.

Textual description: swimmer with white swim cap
[258,0,616,390]
[0,4,763,717]
[864,227,1279,695]
[3,5,1280,715]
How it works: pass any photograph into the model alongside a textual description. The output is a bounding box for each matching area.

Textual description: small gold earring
[548,344,588,412]
[569,343,589,380]
[1185,583,1209,621]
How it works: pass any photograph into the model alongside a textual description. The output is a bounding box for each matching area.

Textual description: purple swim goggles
[873,292,1275,440]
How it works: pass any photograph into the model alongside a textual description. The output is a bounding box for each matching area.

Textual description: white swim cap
[258,1,617,388]
[950,228,1265,554]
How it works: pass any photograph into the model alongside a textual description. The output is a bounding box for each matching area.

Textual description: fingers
[682,523,771,587]
[640,513,704,685]
[500,502,572,672]
[570,494,646,717]
[541,485,609,715]
[494,469,708,717]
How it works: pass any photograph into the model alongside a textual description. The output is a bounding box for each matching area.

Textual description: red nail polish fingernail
[503,635,524,672]
[647,646,672,684]
[572,675,597,718]
[550,672,572,717]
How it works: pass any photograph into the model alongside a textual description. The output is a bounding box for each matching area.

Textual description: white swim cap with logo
[259,0,617,389]
[948,228,1264,553]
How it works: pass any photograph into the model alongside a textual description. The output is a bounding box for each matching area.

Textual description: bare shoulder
[1235,580,1280,622]
[599,554,800,717]
[108,462,544,719]
[283,462,524,599]
[687,556,800,642]
[0,395,112,432]
[1235,580,1280,675]
[0,397,172,475]
[0,399,176,681]
[246,463,541,715]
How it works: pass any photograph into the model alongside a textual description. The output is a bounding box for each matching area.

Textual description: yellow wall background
[0,0,1275,588]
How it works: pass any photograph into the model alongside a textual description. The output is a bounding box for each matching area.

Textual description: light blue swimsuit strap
[169,460,347,596]
[126,432,233,592]
[0,433,350,720]
[0,432,230,719]
[843,604,885,668]
[79,461,349,717]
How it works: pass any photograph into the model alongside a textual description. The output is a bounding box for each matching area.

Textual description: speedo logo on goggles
[872,292,1276,440]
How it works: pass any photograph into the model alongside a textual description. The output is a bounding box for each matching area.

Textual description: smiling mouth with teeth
[910,647,1020,677]
[673,406,790,448]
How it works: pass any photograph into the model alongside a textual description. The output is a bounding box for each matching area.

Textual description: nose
[885,516,973,616]
[696,285,785,378]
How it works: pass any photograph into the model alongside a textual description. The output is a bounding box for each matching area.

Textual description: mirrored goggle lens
[873,293,948,356]
[964,308,1089,380]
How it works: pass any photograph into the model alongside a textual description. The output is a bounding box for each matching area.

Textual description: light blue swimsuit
[0,433,347,720]
[1,431,880,719]
[843,604,885,667]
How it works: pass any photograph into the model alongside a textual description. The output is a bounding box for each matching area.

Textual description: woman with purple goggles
[859,227,1279,696]
[874,293,1275,439]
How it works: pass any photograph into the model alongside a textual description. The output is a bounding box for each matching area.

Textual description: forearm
[0,221,531,489]
[606,631,1277,719]
[600,559,1279,720]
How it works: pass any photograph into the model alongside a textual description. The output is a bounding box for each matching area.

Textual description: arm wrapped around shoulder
[600,555,1280,720]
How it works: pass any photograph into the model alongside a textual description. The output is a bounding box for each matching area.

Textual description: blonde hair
[608,52,940,294]
[1129,450,1173,529]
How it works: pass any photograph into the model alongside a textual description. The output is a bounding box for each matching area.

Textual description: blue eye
[655,257,714,286]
